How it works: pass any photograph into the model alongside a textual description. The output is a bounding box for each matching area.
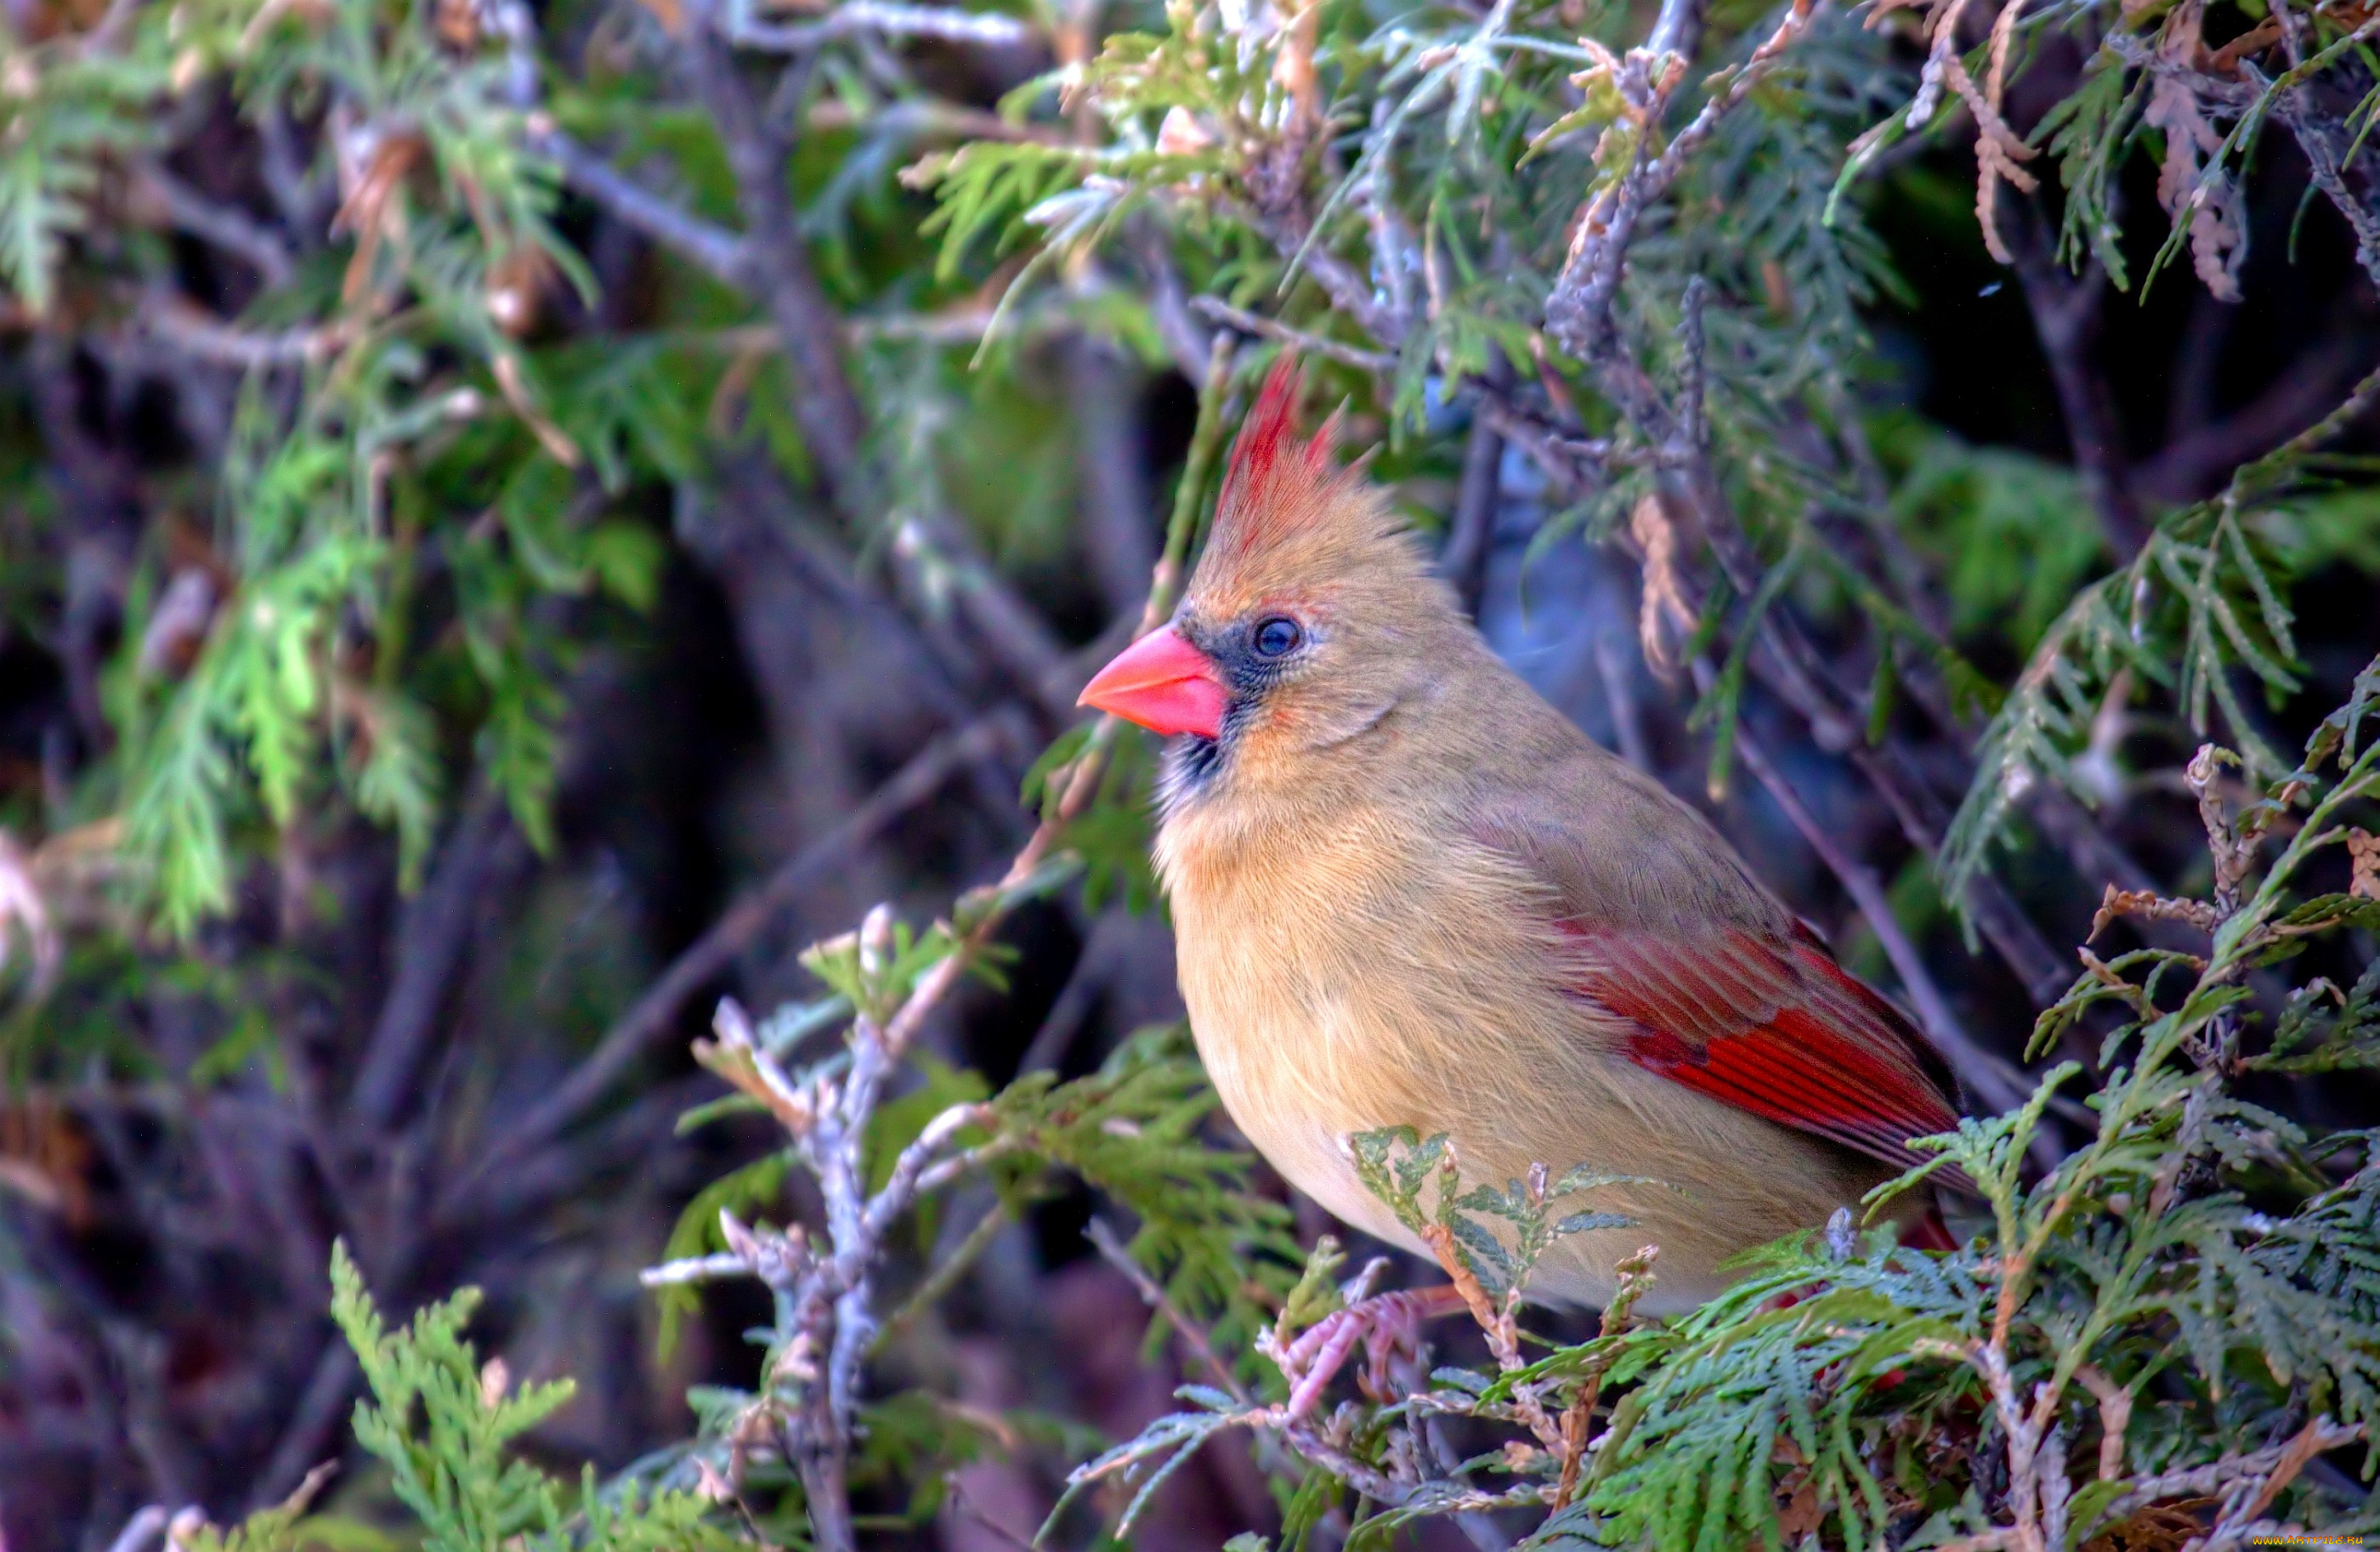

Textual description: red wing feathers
[1565,925,1959,1172]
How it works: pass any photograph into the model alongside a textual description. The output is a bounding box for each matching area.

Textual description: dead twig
[454,709,1027,1201]
[1086,1217,1254,1407]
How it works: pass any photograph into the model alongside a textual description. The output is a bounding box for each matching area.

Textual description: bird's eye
[1252,616,1303,658]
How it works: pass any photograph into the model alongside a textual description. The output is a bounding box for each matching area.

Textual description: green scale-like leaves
[326,1242,740,1552]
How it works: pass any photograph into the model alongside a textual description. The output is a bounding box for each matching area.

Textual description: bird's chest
[1160,812,1562,1252]
[1175,904,1428,1250]
[1176,893,1413,1116]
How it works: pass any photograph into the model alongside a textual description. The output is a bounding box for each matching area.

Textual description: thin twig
[730,0,1035,50]
[1086,1217,1254,1408]
[1189,296,1397,373]
[139,165,294,285]
[456,710,1025,1194]
[1440,359,1508,620]
[104,1507,169,1552]
[873,1199,1009,1349]
[141,303,344,367]
[533,127,751,286]
[679,0,872,507]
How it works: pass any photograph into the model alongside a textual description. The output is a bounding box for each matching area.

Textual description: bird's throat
[1159,731,1226,813]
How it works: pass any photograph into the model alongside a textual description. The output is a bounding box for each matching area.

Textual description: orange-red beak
[1078,625,1227,739]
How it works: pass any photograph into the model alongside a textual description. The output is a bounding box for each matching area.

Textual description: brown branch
[246,1346,357,1511]
[456,710,1027,1192]
[2137,324,2375,502]
[1703,507,2074,1000]
[678,0,871,507]
[137,165,294,286]
[1085,1216,1254,1408]
[2233,1414,2343,1524]
[889,514,1082,721]
[347,791,522,1131]
[1439,357,1510,620]
[1068,335,1160,620]
[1640,457,2074,1004]
[533,126,751,286]
[2004,207,2149,560]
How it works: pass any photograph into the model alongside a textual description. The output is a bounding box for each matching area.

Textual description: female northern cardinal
[1078,360,1958,1311]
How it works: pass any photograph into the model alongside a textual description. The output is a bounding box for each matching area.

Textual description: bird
[1076,357,1959,1317]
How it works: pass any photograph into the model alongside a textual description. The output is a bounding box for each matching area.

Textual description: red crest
[1206,354,1341,564]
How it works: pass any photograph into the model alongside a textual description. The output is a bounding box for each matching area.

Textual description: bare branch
[1086,1217,1254,1408]
[729,0,1035,51]
[532,125,752,286]
[456,711,1026,1192]
[348,791,521,1131]
[1069,334,1160,620]
[103,1506,170,1552]
[139,303,344,367]
[639,1251,754,1286]
[2005,211,2149,559]
[678,0,872,506]
[1439,361,1510,619]
[138,165,294,285]
[1189,295,1396,372]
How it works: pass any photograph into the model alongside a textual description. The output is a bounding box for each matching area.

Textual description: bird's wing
[1561,920,1959,1171]
[1472,772,1958,1172]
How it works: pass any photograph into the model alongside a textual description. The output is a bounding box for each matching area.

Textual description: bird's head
[1077,356,1467,805]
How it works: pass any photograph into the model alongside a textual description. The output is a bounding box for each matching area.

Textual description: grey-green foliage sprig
[324,1242,740,1552]
[1347,1124,1640,1300]
[1939,363,2380,910]
[1054,1127,1652,1546]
